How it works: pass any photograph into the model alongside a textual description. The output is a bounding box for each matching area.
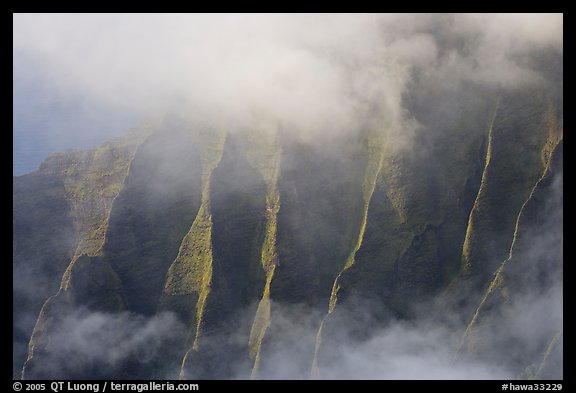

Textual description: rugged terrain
[14,60,563,379]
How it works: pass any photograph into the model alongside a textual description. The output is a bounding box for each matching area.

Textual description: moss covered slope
[456,130,562,378]
[16,127,145,378]
[16,73,562,379]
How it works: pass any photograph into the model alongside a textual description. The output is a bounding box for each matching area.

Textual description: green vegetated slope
[21,120,203,379]
[250,129,370,379]
[161,117,287,380]
[445,90,561,320]
[243,121,282,380]
[312,79,563,378]
[157,125,226,378]
[16,62,562,379]
[312,83,494,375]
[456,132,563,379]
[173,129,272,380]
[53,128,152,288]
[14,127,146,378]
[105,121,204,317]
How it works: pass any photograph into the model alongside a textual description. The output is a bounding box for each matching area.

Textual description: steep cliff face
[456,138,563,379]
[13,127,147,377]
[13,174,76,377]
[14,74,562,379]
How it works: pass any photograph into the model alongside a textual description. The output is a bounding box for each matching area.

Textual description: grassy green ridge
[248,267,276,379]
[351,97,494,311]
[53,130,149,290]
[456,130,562,361]
[24,120,208,379]
[267,132,370,310]
[439,97,500,303]
[162,129,226,353]
[163,203,213,295]
[460,96,500,277]
[176,129,271,379]
[171,123,281,380]
[246,127,375,379]
[313,87,502,377]
[328,132,386,311]
[106,126,205,316]
[22,292,71,379]
[243,124,370,380]
[452,100,562,377]
[245,122,282,274]
[243,122,282,379]
[21,129,147,379]
[310,130,386,378]
[438,90,561,338]
[453,91,555,290]
[16,76,562,379]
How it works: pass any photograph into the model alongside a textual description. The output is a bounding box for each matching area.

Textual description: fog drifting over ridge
[13,13,562,146]
[13,13,563,380]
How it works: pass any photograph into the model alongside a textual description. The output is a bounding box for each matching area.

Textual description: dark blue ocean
[13,52,138,176]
